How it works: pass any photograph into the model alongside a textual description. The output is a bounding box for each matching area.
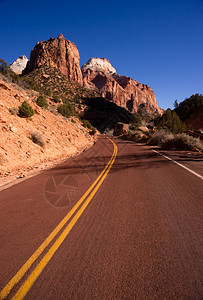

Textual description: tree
[155,108,186,133]
[173,99,179,108]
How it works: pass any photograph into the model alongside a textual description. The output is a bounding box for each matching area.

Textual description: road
[0,136,202,299]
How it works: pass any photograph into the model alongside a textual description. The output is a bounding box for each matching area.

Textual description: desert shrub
[82,119,92,129]
[71,118,76,123]
[18,101,34,118]
[57,103,75,118]
[46,90,52,97]
[52,95,61,103]
[82,119,96,134]
[148,130,173,145]
[9,107,19,116]
[131,113,142,129]
[160,133,203,151]
[30,131,45,147]
[36,95,48,109]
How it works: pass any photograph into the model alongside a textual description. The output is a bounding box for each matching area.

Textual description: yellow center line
[12,140,117,300]
[0,137,117,300]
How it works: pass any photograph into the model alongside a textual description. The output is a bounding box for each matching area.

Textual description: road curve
[0,136,202,299]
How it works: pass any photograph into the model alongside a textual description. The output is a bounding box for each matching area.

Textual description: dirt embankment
[0,77,96,189]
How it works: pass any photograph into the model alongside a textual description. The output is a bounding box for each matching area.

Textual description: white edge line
[152,149,203,180]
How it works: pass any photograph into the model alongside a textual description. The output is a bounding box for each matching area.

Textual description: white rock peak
[82,57,116,74]
[10,55,29,75]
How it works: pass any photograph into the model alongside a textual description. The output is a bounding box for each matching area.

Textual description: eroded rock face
[10,55,28,75]
[82,58,162,115]
[82,58,116,75]
[24,34,83,84]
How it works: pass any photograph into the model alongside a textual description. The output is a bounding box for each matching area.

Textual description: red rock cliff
[24,34,83,85]
[82,58,162,115]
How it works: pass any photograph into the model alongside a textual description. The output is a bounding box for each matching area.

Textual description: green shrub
[82,119,96,134]
[30,131,45,147]
[36,95,48,109]
[18,101,34,118]
[82,119,92,129]
[57,103,75,118]
[52,95,61,103]
[131,113,142,128]
[71,118,76,123]
[46,90,52,97]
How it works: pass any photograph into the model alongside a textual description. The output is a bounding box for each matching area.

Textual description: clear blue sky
[0,0,202,109]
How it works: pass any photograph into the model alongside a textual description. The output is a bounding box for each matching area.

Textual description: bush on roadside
[30,131,45,147]
[18,101,34,118]
[36,95,48,109]
[160,133,203,152]
[148,130,173,146]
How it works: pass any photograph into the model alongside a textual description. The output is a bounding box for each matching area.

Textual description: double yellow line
[0,138,117,300]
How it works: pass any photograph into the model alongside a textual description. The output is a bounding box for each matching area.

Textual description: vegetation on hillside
[129,113,142,130]
[18,101,35,118]
[57,103,77,118]
[22,65,98,106]
[0,58,22,85]
[174,94,203,121]
[36,95,48,109]
[154,108,186,133]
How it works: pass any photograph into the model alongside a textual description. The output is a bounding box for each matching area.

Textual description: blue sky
[0,0,202,109]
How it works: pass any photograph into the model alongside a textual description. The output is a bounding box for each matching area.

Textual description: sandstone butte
[20,34,162,115]
[82,57,162,115]
[23,34,83,85]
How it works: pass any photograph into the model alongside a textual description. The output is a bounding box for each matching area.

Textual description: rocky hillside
[174,94,203,131]
[185,105,203,131]
[82,57,162,116]
[22,65,98,103]
[0,75,95,188]
[23,34,83,85]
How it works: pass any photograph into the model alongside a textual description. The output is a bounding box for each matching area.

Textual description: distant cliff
[82,57,162,115]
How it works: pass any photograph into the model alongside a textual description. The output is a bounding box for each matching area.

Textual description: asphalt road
[0,136,202,300]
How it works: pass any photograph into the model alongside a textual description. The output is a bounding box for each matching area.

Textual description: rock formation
[82,57,162,115]
[24,34,83,85]
[10,55,28,75]
[82,58,116,75]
